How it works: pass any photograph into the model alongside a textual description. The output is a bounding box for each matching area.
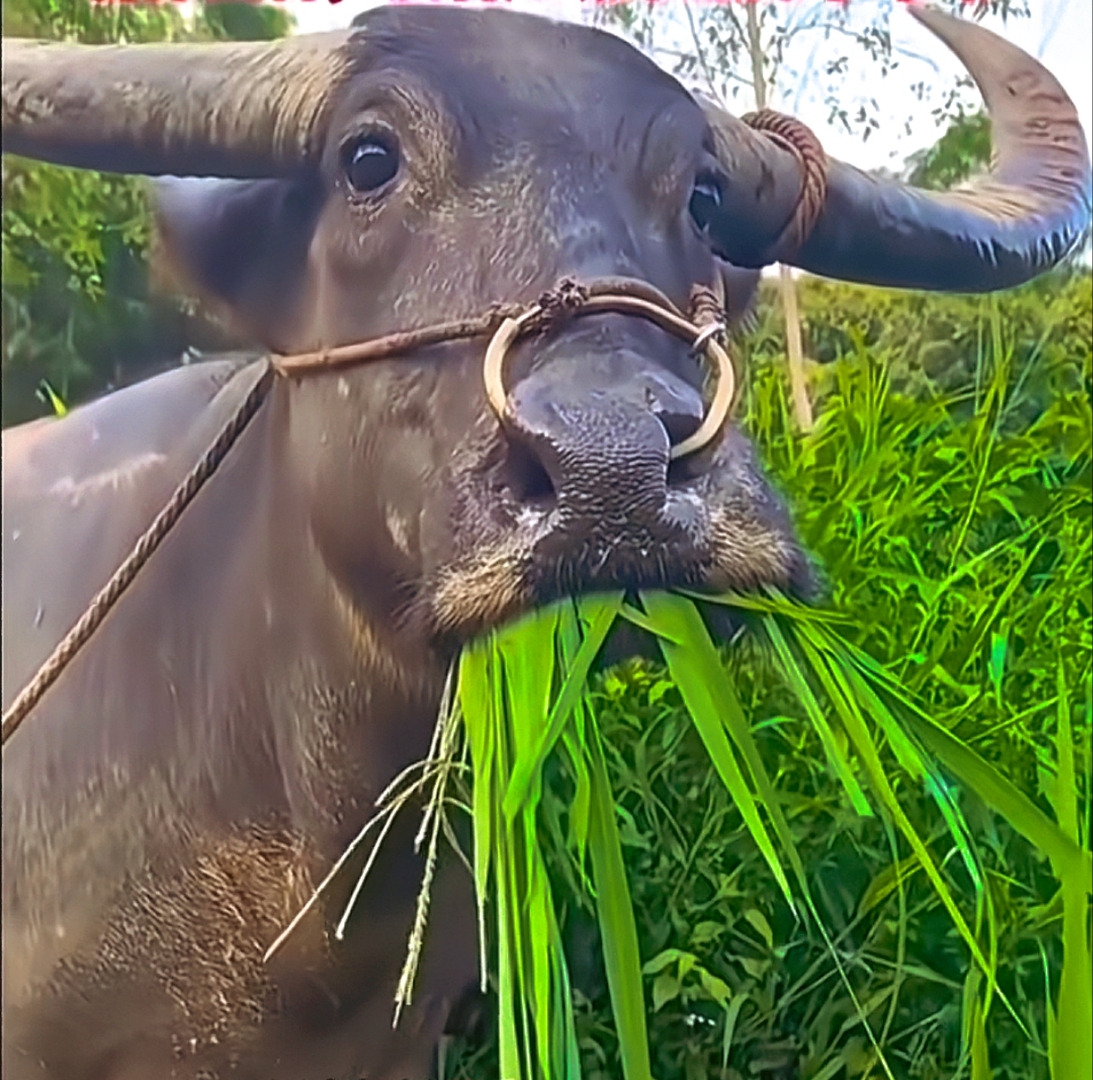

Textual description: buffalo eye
[689,173,723,234]
[343,135,399,194]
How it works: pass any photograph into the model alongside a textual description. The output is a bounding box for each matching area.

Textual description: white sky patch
[279,0,1090,176]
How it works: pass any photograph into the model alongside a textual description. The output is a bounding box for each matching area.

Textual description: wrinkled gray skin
[2,6,1089,1080]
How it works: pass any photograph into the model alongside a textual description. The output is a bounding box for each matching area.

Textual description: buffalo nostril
[656,406,703,449]
[659,397,711,486]
[503,436,556,506]
[638,371,704,456]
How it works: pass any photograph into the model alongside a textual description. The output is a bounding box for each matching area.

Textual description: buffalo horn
[702,4,1091,292]
[2,31,355,178]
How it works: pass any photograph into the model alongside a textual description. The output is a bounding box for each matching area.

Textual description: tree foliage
[905,110,992,190]
[592,0,1027,138]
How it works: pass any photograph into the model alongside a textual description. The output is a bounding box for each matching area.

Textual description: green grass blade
[492,641,532,1080]
[645,597,809,911]
[797,619,1037,1039]
[1051,662,1092,1080]
[494,744,522,1077]
[499,605,559,762]
[559,609,595,887]
[498,615,561,1078]
[838,639,1087,873]
[724,614,894,1077]
[459,644,496,991]
[640,592,793,906]
[38,378,68,417]
[895,694,1087,877]
[524,826,554,1079]
[795,617,980,893]
[969,991,994,1080]
[841,666,998,986]
[783,621,996,980]
[587,720,653,1080]
[763,616,873,816]
[561,702,594,881]
[1054,662,1080,847]
[503,593,623,820]
[1042,944,1059,1079]
[721,990,749,1071]
[549,898,582,1080]
[925,770,984,891]
[679,587,849,624]
[617,600,686,644]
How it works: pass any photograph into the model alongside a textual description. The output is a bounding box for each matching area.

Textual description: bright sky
[278,0,1092,176]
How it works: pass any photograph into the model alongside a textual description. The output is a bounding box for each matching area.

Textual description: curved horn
[2,31,355,177]
[701,4,1091,292]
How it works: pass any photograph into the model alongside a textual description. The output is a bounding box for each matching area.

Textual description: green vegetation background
[559,270,1091,1080]
[2,3,1089,1078]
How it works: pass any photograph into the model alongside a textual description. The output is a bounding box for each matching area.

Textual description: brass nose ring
[482,295,734,461]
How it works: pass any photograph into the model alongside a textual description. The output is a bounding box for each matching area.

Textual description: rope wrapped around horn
[698,3,1091,293]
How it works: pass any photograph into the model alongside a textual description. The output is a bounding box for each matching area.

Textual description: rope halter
[2,275,733,746]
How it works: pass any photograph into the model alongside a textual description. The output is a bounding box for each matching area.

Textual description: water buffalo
[2,4,1089,1078]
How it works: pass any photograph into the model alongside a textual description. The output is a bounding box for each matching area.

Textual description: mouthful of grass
[268,589,1090,1080]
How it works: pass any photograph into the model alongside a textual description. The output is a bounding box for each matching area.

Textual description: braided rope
[272,308,524,378]
[688,283,723,330]
[1,360,276,746]
[742,108,829,259]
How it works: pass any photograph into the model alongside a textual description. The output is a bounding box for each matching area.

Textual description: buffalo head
[4,4,1089,647]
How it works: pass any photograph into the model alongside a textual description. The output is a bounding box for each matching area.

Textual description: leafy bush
[904,111,991,192]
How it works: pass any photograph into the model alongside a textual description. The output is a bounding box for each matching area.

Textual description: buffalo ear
[154,176,323,350]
